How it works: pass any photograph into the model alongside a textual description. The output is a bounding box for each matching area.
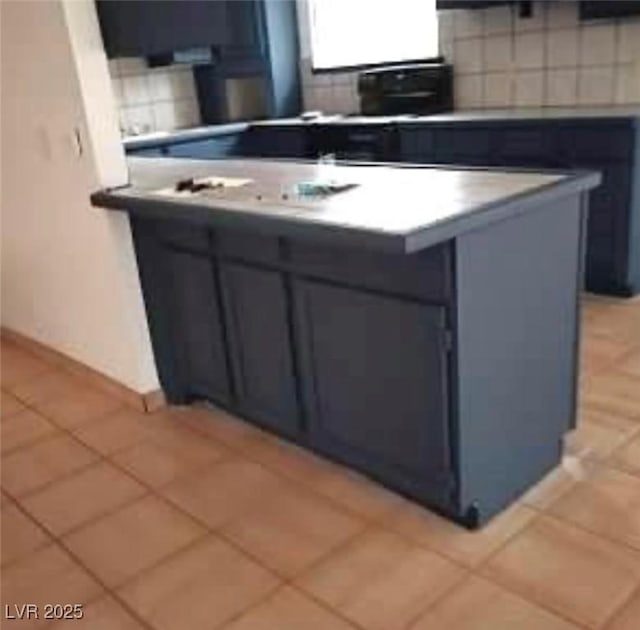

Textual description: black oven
[358,62,453,116]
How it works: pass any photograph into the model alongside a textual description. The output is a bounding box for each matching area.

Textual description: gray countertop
[92,157,600,253]
[122,106,640,151]
[250,106,640,127]
[122,122,251,151]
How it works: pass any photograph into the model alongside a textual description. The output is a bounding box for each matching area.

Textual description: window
[307,0,439,71]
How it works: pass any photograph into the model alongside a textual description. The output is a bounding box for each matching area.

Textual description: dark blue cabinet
[127,198,586,525]
[309,125,390,161]
[96,0,226,59]
[242,126,309,158]
[396,120,640,297]
[194,0,301,121]
[217,0,266,75]
[437,0,513,8]
[166,135,242,159]
[293,280,454,508]
[219,262,301,437]
[580,1,640,20]
[165,249,231,403]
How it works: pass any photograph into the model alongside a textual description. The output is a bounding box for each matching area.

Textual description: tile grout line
[5,332,640,628]
[4,495,159,630]
[601,580,640,629]
[10,393,640,629]
[474,509,640,630]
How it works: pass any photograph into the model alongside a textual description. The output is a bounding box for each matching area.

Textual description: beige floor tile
[521,458,587,510]
[619,349,640,379]
[1,434,99,497]
[606,589,640,630]
[21,462,147,536]
[581,299,640,347]
[10,370,86,406]
[567,408,640,460]
[111,433,227,488]
[1,408,59,453]
[411,575,581,630]
[1,502,51,566]
[118,535,279,630]
[165,404,263,447]
[72,408,158,455]
[482,515,640,628]
[63,495,206,587]
[49,595,145,629]
[222,483,365,578]
[236,429,338,480]
[224,586,357,630]
[610,433,640,478]
[1,390,26,419]
[240,432,403,519]
[382,497,536,568]
[161,457,287,529]
[1,345,52,388]
[548,466,640,551]
[297,527,465,630]
[581,371,640,420]
[35,387,122,430]
[1,544,102,630]
[580,334,631,375]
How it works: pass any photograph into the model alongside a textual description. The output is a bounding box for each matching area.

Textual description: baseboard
[1,327,165,413]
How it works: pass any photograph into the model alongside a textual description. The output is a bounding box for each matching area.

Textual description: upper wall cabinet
[96,0,227,58]
[579,1,640,20]
[194,0,301,121]
[436,0,513,9]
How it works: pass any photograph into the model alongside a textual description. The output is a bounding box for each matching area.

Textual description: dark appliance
[358,63,453,116]
[580,1,640,20]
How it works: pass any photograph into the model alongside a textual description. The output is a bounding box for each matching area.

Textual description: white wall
[1,0,159,393]
[297,0,640,112]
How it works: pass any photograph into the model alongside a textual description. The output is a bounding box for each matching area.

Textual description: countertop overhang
[92,157,601,254]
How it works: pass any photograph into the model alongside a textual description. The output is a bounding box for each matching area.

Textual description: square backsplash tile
[303,6,640,113]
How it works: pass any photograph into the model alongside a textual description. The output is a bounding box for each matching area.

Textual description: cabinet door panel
[220,263,300,435]
[97,0,226,58]
[219,0,264,69]
[243,127,308,158]
[167,250,231,403]
[295,280,452,492]
[168,137,240,159]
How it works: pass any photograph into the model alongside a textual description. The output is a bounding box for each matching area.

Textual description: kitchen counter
[250,106,640,127]
[123,107,640,152]
[93,157,598,527]
[120,110,640,298]
[122,122,251,152]
[93,156,598,253]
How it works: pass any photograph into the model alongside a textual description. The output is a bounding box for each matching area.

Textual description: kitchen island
[92,157,599,527]
[124,106,640,297]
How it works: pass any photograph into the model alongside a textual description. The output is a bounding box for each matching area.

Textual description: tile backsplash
[446,1,640,109]
[108,58,201,136]
[300,1,640,113]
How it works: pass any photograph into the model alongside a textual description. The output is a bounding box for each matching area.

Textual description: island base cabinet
[293,280,456,512]
[131,208,585,528]
[219,262,301,437]
[164,251,233,404]
[131,219,232,405]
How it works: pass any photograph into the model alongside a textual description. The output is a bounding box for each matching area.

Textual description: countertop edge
[91,168,601,254]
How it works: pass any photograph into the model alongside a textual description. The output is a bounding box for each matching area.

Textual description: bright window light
[308,0,439,71]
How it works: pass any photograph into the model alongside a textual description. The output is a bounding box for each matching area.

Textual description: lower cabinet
[133,218,457,512]
[219,262,301,436]
[293,280,454,505]
[165,249,232,404]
